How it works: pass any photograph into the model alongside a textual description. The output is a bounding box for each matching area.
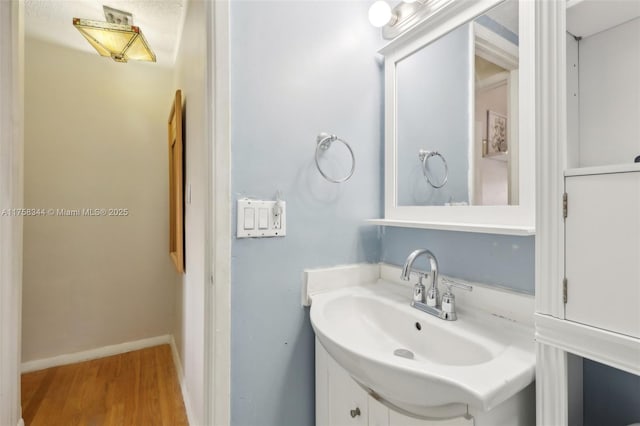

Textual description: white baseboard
[21,335,172,373]
[169,335,195,426]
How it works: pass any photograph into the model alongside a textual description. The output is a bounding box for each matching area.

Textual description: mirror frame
[378,0,535,235]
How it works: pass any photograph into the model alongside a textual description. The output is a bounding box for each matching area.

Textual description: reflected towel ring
[315,133,356,183]
[419,149,448,188]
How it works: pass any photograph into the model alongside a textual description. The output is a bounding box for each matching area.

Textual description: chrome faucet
[401,249,472,321]
[401,249,440,307]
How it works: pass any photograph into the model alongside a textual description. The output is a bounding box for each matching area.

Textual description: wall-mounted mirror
[397,1,518,206]
[379,0,534,234]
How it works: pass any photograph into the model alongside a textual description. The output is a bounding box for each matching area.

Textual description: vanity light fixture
[73,6,156,63]
[368,0,397,28]
[371,0,436,38]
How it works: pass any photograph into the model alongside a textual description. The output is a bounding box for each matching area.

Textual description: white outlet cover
[236,198,286,238]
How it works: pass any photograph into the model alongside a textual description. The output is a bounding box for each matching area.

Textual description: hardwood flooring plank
[21,344,188,426]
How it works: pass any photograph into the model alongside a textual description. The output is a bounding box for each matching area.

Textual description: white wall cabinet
[315,339,533,426]
[534,1,640,424]
[565,169,640,338]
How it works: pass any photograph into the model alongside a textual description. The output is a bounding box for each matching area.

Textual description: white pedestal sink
[309,275,535,419]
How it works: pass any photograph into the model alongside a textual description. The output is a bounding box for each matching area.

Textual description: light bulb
[403,0,418,3]
[368,0,392,28]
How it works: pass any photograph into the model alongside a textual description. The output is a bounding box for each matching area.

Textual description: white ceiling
[25,0,185,66]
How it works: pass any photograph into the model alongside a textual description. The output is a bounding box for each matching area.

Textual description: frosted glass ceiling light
[369,0,396,28]
[73,6,156,63]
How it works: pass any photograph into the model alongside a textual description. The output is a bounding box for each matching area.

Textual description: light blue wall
[381,227,535,293]
[396,24,472,206]
[583,360,640,426]
[230,2,383,425]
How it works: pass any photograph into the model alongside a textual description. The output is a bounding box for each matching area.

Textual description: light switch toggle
[258,208,269,229]
[243,207,255,230]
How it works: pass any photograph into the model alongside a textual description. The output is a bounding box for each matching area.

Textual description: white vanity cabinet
[565,168,640,338]
[315,339,532,426]
[316,340,472,426]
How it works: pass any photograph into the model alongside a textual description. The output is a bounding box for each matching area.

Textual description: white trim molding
[206,1,231,425]
[536,313,640,376]
[474,23,518,71]
[532,1,576,425]
[536,342,569,426]
[534,0,567,319]
[169,336,196,425]
[0,1,24,425]
[21,335,172,373]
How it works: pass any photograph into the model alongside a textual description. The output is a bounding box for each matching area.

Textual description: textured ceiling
[25,0,185,66]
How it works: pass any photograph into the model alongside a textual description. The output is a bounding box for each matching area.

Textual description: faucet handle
[440,278,471,318]
[413,274,427,303]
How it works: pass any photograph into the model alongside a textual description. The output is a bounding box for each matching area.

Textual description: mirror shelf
[367,218,534,236]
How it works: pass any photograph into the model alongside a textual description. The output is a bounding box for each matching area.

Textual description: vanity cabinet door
[369,396,390,426]
[565,171,640,338]
[316,339,369,426]
[326,355,369,426]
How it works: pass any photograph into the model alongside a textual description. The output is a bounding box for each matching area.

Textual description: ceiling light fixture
[73,6,156,63]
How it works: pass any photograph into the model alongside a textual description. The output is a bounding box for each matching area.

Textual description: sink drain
[393,348,414,359]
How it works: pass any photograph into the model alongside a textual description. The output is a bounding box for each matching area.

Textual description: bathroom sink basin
[310,281,535,417]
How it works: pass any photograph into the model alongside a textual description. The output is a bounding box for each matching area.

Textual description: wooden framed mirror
[168,89,184,273]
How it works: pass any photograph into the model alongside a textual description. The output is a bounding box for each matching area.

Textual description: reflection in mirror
[395,0,519,206]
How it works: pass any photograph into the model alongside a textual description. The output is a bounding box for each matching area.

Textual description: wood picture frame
[168,90,184,273]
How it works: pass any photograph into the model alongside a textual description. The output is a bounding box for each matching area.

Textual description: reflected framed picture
[483,110,508,157]
[168,90,184,273]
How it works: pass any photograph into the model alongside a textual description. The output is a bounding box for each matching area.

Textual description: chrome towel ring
[418,149,448,189]
[315,133,356,183]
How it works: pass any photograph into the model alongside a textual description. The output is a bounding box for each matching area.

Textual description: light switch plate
[236,198,286,238]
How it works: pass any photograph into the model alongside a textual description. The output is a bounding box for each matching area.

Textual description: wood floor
[21,344,188,426]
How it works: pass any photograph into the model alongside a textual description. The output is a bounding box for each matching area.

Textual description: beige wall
[173,0,208,422]
[23,37,179,362]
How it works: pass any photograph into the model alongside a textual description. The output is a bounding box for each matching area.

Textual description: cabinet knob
[350,407,361,418]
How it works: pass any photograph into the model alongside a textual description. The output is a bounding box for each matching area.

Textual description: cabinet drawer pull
[350,407,361,418]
